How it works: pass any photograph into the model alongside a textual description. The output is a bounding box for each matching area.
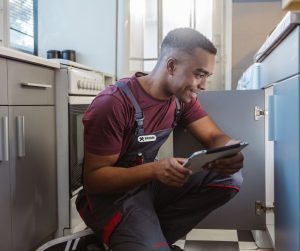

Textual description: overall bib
[76,81,243,251]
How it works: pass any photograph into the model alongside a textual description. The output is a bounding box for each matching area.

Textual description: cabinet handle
[16,116,25,157]
[0,116,8,161]
[2,116,9,161]
[268,95,276,141]
[21,82,52,89]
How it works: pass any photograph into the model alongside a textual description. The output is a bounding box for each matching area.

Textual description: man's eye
[195,73,206,79]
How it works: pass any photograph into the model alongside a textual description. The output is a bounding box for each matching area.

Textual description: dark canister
[61,50,76,62]
[47,50,61,59]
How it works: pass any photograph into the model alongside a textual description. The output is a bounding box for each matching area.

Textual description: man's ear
[166,58,176,75]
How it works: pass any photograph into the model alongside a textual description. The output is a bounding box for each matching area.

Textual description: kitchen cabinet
[256,13,300,250]
[0,58,57,251]
[10,106,56,251]
[0,106,11,251]
[272,76,300,251]
[174,89,266,230]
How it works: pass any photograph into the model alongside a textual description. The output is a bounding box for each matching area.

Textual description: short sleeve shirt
[83,73,208,156]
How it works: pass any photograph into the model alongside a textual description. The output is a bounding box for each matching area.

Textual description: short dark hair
[159,28,217,60]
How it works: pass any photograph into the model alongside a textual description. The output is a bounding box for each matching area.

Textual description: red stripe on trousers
[206,184,240,192]
[152,242,169,249]
[103,211,123,246]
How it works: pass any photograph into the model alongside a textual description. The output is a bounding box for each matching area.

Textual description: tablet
[183,141,248,172]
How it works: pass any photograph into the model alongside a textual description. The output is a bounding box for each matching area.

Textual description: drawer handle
[21,82,52,89]
[0,116,9,161]
[16,116,25,158]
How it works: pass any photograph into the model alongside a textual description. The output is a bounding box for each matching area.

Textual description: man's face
[166,48,216,103]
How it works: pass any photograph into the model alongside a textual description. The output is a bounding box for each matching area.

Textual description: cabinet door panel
[7,60,55,105]
[10,106,57,251]
[0,107,11,251]
[273,75,300,251]
[174,90,265,229]
[0,58,7,105]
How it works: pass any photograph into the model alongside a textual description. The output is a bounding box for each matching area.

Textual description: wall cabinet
[0,58,57,251]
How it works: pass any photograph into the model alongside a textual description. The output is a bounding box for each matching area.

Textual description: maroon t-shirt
[83,73,208,156]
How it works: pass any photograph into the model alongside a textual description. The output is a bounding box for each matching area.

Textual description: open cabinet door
[174,90,265,230]
[273,75,300,251]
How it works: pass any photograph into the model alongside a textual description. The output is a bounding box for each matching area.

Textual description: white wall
[38,0,117,74]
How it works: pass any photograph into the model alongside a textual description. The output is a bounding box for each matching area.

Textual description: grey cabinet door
[0,107,11,251]
[9,106,57,251]
[273,75,300,251]
[174,90,265,230]
[0,58,7,105]
[7,60,55,105]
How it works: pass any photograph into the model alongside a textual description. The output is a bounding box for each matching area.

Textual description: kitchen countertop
[0,46,60,68]
[255,11,300,62]
[48,58,99,71]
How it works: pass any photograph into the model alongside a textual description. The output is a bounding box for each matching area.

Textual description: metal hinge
[254,106,268,120]
[255,200,275,215]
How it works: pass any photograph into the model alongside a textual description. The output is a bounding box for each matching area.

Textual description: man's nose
[197,79,207,91]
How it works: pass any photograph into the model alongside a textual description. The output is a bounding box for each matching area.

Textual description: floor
[173,229,274,251]
[37,228,275,251]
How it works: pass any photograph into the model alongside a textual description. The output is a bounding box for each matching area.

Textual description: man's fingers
[215,153,243,165]
[175,157,187,165]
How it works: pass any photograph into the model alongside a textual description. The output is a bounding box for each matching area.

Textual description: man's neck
[137,72,171,101]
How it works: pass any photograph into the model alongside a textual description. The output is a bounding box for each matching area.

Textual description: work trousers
[78,170,243,251]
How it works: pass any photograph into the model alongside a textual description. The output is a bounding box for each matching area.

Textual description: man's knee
[231,170,243,188]
[204,171,244,204]
[207,170,243,191]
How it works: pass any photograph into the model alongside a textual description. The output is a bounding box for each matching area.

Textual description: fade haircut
[158,28,217,62]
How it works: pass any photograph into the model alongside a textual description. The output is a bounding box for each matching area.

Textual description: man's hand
[203,151,244,174]
[203,139,244,174]
[153,157,192,187]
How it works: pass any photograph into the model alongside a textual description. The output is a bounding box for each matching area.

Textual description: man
[76,28,244,251]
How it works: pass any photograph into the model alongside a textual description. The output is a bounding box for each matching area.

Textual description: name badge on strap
[138,135,157,143]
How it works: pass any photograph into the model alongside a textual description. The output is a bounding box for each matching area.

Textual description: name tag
[138,135,157,143]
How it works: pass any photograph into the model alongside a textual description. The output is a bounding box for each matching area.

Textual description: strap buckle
[135,112,144,134]
[136,112,144,126]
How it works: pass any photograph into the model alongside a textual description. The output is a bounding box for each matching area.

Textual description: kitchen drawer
[0,58,7,105]
[7,60,55,105]
[260,26,300,87]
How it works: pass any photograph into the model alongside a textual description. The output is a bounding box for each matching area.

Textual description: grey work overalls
[76,81,243,251]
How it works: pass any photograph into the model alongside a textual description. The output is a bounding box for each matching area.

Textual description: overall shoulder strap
[115,81,144,135]
[172,98,181,128]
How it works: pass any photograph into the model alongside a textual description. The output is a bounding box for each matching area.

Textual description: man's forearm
[83,162,157,194]
[208,134,232,148]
